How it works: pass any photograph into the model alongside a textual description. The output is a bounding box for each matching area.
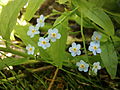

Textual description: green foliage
[75,15,94,28]
[88,0,105,7]
[0,0,120,89]
[72,0,114,36]
[57,0,69,4]
[24,0,45,21]
[0,0,27,40]
[0,58,28,70]
[48,13,68,68]
[100,41,118,79]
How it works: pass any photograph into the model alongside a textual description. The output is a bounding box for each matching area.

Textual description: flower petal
[56,34,61,39]
[96,48,101,53]
[51,38,56,42]
[76,62,80,66]
[71,52,76,57]
[77,50,81,55]
[53,28,58,33]
[78,67,84,71]
[72,42,76,47]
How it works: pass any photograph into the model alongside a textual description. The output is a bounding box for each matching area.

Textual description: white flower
[36,15,45,27]
[69,42,81,57]
[4,66,13,70]
[38,37,50,49]
[47,28,61,42]
[27,25,40,38]
[92,31,101,42]
[92,62,101,74]
[76,60,89,72]
[26,44,35,55]
[88,41,101,55]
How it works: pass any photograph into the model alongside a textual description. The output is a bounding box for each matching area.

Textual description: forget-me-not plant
[36,15,45,28]
[69,42,81,57]
[88,41,101,55]
[27,25,40,38]
[76,60,89,72]
[47,28,61,42]
[38,37,50,49]
[92,62,101,74]
[92,31,101,42]
[26,44,35,55]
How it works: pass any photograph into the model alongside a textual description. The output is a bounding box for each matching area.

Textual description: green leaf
[72,0,114,36]
[15,24,39,47]
[0,58,29,70]
[113,16,120,24]
[0,0,27,40]
[88,0,105,7]
[58,0,69,4]
[47,14,68,68]
[14,24,50,59]
[100,41,118,79]
[23,0,45,21]
[75,15,94,28]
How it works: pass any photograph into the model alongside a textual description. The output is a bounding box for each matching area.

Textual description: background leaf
[0,58,29,70]
[57,0,69,4]
[72,0,114,36]
[0,0,27,40]
[23,0,45,21]
[100,41,118,79]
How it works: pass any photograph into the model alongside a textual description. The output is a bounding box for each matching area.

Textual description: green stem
[52,7,79,29]
[80,12,89,61]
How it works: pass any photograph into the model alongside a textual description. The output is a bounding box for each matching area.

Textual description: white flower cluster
[76,60,101,75]
[88,31,102,55]
[68,31,102,75]
[25,15,102,75]
[26,15,61,55]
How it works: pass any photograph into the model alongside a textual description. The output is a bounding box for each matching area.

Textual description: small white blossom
[27,25,40,38]
[88,41,101,55]
[47,28,61,42]
[4,66,13,70]
[92,31,101,42]
[38,37,50,49]
[26,44,35,55]
[92,62,101,74]
[69,42,81,57]
[76,60,89,72]
[36,15,45,27]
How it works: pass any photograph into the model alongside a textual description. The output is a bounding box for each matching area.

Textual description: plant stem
[52,7,79,29]
[47,68,59,90]
[80,12,89,61]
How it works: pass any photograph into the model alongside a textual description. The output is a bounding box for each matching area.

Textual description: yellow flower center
[94,65,98,69]
[29,48,32,51]
[39,20,43,23]
[32,30,35,33]
[96,36,99,40]
[80,64,85,68]
[51,33,56,37]
[93,46,97,50]
[42,41,46,44]
[73,48,77,52]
